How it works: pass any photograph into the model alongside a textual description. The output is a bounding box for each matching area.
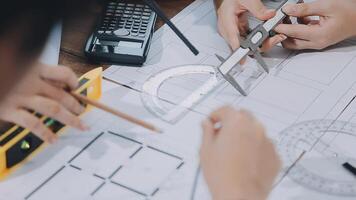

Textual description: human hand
[275,0,356,50]
[0,63,88,143]
[200,106,281,200]
[216,0,287,52]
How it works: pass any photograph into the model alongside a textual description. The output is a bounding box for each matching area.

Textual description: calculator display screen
[118,41,142,49]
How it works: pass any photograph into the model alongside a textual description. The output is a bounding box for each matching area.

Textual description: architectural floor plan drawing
[26,131,185,200]
[0,83,204,200]
[1,0,356,199]
[103,0,356,199]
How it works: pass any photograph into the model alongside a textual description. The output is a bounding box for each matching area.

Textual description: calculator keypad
[97,1,153,38]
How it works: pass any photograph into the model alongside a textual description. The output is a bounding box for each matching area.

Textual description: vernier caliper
[217,0,291,96]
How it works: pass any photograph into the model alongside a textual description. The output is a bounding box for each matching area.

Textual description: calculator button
[114,28,130,36]
[131,32,138,36]
[125,25,132,29]
[122,14,131,18]
[138,33,145,38]
[142,16,150,20]
[118,2,125,6]
[136,4,144,7]
[97,30,104,34]
[127,3,134,6]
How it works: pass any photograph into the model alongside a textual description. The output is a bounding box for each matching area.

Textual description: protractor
[141,64,221,123]
[278,120,356,196]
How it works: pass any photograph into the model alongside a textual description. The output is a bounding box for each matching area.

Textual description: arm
[200,106,281,200]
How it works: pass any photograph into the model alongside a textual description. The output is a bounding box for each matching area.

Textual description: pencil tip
[155,128,164,134]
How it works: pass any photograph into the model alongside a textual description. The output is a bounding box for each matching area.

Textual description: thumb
[243,0,275,21]
[282,1,327,17]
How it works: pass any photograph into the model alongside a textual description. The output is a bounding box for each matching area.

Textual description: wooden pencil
[70,92,162,133]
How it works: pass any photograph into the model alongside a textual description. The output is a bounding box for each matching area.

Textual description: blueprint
[103,0,356,199]
[0,82,203,200]
[1,0,356,199]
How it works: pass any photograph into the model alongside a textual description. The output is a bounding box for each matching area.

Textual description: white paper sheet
[1,0,356,199]
[103,0,356,199]
[0,82,203,200]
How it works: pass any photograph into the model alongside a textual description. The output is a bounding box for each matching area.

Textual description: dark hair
[0,0,93,56]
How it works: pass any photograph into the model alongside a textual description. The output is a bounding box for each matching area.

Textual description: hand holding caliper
[217,0,291,96]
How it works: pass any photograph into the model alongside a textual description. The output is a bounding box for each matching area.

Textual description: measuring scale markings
[278,120,356,196]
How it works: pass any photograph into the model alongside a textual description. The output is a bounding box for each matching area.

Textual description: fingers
[274,24,315,40]
[282,1,328,17]
[39,82,85,115]
[8,110,58,143]
[209,106,234,124]
[297,16,312,25]
[242,0,275,21]
[40,66,78,90]
[219,17,241,50]
[281,38,317,50]
[24,96,88,131]
[259,34,287,52]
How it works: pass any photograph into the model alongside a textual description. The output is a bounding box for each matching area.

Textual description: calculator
[84,0,157,66]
